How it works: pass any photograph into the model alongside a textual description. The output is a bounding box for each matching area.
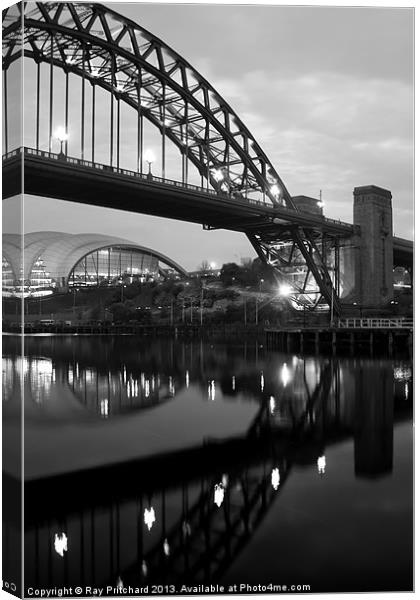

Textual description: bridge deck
[3,147,355,236]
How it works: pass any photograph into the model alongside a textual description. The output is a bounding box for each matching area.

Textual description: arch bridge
[2,2,412,313]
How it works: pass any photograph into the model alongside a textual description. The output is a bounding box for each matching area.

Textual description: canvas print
[2,1,413,597]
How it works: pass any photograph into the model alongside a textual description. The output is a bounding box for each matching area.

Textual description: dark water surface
[3,335,413,594]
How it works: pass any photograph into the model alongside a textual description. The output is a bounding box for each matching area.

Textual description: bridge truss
[3,2,343,311]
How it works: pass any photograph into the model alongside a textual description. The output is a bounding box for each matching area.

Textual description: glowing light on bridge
[144,149,156,175]
[144,507,156,531]
[260,372,265,391]
[232,376,236,391]
[212,168,224,182]
[271,468,280,490]
[317,455,326,475]
[281,363,290,388]
[214,483,225,507]
[270,184,281,198]
[54,532,68,557]
[185,370,190,388]
[116,577,124,588]
[222,473,229,487]
[54,127,68,155]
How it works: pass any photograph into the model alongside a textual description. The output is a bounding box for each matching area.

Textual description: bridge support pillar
[353,185,394,307]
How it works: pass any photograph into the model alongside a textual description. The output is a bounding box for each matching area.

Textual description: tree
[220,262,242,287]
[197,259,210,272]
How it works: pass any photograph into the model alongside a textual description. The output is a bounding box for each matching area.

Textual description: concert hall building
[2,232,188,297]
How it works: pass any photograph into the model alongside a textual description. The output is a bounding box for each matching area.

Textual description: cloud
[206,66,413,237]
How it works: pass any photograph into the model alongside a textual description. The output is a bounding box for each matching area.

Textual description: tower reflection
[354,361,394,478]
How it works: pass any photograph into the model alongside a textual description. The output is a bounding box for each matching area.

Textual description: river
[2,335,413,594]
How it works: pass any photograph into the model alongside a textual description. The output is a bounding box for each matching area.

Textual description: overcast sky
[5,1,414,270]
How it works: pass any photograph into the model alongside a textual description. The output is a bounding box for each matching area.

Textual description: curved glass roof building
[3,232,188,296]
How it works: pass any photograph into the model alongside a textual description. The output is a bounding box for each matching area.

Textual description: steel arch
[2,2,340,311]
[3,1,294,207]
[66,242,189,286]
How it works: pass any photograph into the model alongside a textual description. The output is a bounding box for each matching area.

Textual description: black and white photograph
[2,0,414,597]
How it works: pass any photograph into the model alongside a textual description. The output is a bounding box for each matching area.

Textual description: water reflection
[3,355,177,417]
[1,336,412,592]
[53,533,68,558]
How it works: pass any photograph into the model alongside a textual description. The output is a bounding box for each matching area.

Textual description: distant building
[188,268,221,279]
[292,195,323,216]
[2,232,188,297]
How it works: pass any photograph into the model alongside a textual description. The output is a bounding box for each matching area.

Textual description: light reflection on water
[2,336,413,593]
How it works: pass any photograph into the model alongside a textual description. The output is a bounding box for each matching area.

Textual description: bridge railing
[17,146,269,204]
[4,147,355,231]
[3,148,23,160]
[337,317,413,329]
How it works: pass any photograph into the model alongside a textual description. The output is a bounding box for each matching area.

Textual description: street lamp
[144,149,156,177]
[256,278,264,325]
[55,127,68,156]
[353,301,362,319]
[119,278,126,302]
[182,296,194,324]
[200,286,204,326]
[72,287,78,319]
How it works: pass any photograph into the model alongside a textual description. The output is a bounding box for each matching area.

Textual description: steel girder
[248,231,341,310]
[2,1,340,312]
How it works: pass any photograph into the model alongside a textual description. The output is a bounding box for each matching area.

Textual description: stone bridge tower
[353,185,394,306]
